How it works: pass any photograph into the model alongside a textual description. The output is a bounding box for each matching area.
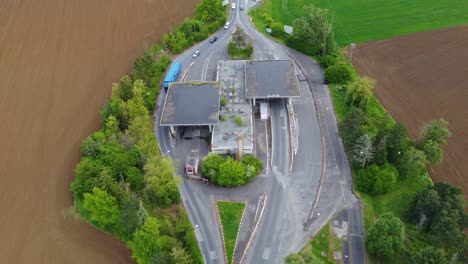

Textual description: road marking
[262,248,270,260]
[210,250,217,259]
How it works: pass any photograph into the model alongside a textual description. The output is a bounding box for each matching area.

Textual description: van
[224,22,230,29]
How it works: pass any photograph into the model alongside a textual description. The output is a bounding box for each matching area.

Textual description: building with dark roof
[160,82,220,132]
[245,60,301,101]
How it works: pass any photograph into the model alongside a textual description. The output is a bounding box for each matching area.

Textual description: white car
[231,3,236,9]
[192,50,200,58]
[224,22,230,29]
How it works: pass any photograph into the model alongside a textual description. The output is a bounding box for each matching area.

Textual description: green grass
[328,84,348,122]
[263,0,468,45]
[217,201,246,264]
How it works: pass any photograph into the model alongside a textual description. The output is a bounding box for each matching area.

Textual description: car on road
[224,22,230,29]
[210,36,218,43]
[231,2,236,9]
[192,50,200,58]
[239,3,244,10]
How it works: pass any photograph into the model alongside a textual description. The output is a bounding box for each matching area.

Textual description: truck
[163,62,182,92]
[185,150,200,177]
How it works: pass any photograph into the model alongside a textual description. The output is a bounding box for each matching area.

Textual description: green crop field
[217,201,246,263]
[267,0,468,45]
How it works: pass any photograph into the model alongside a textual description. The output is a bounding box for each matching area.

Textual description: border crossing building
[159,59,301,155]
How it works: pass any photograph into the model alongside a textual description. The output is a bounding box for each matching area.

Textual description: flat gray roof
[245,60,301,99]
[212,60,253,153]
[160,82,220,126]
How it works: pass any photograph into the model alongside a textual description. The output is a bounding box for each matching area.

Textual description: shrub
[220,96,227,107]
[220,115,227,122]
[242,154,263,177]
[235,116,243,126]
[217,157,246,187]
[324,64,353,84]
[319,54,339,68]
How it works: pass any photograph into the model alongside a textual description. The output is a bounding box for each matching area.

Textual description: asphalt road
[153,1,365,263]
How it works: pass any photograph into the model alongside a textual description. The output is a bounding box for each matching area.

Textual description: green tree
[217,157,246,187]
[242,154,263,177]
[129,217,164,264]
[324,64,353,84]
[126,115,159,163]
[407,188,440,229]
[353,133,374,167]
[83,187,120,230]
[120,195,147,239]
[81,131,106,158]
[194,0,226,25]
[144,158,180,207]
[418,118,451,165]
[420,118,451,145]
[170,247,193,264]
[410,246,448,264]
[355,163,398,195]
[270,22,285,38]
[339,108,365,149]
[386,123,409,165]
[407,183,467,254]
[71,158,104,199]
[346,77,375,108]
[127,166,144,191]
[366,213,405,258]
[393,146,426,179]
[286,6,337,56]
[112,75,134,102]
[422,139,443,165]
[201,153,225,181]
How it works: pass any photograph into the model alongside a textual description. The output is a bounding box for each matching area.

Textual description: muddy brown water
[352,25,468,197]
[0,0,198,262]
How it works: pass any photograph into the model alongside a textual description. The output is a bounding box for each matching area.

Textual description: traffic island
[216,201,247,264]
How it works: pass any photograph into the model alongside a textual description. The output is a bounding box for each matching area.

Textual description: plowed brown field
[0,0,197,263]
[352,25,468,195]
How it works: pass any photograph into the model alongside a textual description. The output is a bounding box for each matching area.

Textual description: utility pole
[349,43,356,63]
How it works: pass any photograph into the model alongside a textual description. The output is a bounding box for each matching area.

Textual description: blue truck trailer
[163,62,182,92]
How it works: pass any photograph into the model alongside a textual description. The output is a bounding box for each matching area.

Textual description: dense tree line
[201,154,263,187]
[162,0,227,54]
[71,46,202,264]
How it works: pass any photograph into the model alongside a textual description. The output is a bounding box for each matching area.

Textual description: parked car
[192,50,200,58]
[210,36,218,43]
[224,22,230,29]
[231,3,236,9]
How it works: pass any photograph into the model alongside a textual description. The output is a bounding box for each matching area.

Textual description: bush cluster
[202,154,263,187]
[324,64,353,84]
[71,46,202,264]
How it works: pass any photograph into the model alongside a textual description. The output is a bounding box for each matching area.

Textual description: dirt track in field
[352,25,468,195]
[0,1,198,263]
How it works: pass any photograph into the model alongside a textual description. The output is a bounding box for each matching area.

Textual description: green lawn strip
[265,0,468,45]
[309,223,334,263]
[217,201,246,264]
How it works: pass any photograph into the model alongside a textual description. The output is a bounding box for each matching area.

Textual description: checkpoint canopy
[160,82,221,126]
[245,60,301,99]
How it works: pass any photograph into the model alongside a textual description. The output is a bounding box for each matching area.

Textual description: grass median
[217,201,246,264]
